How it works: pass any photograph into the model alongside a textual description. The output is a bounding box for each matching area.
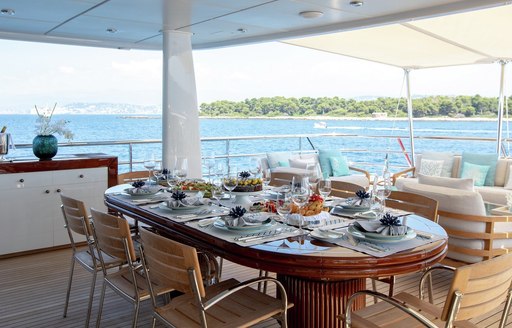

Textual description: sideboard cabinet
[0,154,117,257]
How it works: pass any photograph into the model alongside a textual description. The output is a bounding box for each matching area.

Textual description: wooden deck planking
[1,248,511,327]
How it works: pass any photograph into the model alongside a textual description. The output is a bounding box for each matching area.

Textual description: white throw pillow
[289,157,316,169]
[417,174,474,191]
[504,164,512,190]
[418,151,455,178]
[418,159,443,177]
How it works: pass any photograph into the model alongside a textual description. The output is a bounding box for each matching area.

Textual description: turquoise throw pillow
[278,160,289,167]
[266,152,291,169]
[329,156,350,176]
[460,162,490,187]
[318,149,340,178]
[460,152,497,186]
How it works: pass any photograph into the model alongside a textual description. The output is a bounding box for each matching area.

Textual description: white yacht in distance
[314,121,327,129]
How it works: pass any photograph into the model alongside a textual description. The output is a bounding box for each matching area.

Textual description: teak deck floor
[0,248,510,327]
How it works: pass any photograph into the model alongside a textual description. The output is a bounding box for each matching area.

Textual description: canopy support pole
[161,29,202,177]
[405,69,415,167]
[496,60,508,156]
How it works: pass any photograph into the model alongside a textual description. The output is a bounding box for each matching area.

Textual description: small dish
[347,225,416,243]
[213,218,274,232]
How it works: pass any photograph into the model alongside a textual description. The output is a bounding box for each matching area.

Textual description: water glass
[291,177,310,232]
[318,179,331,199]
[249,157,262,176]
[276,192,292,221]
[143,152,156,182]
[262,168,271,189]
[223,165,238,199]
[211,179,224,206]
[174,156,188,182]
[306,162,322,192]
[152,162,164,185]
[166,173,180,191]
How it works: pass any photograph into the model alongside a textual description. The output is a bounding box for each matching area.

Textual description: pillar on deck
[161,29,202,177]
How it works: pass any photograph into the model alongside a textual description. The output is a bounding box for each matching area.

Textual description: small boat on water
[314,121,327,129]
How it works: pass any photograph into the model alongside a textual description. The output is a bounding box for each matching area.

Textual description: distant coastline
[199,115,502,122]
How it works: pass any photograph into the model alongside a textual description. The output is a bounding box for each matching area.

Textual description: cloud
[111,59,161,79]
[58,66,76,74]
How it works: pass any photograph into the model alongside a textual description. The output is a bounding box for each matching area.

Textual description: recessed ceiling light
[106,28,118,34]
[237,28,247,33]
[349,1,364,7]
[299,11,324,19]
[0,8,15,16]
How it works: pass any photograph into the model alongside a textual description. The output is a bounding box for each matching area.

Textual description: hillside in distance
[58,103,161,115]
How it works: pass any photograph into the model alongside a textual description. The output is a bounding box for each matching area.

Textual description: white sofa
[399,182,512,263]
[395,154,512,205]
[260,151,370,188]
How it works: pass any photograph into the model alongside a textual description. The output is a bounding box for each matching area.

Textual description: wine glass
[174,156,188,183]
[306,162,322,193]
[291,177,310,233]
[203,152,216,182]
[262,168,271,190]
[152,162,164,185]
[249,157,262,177]
[166,171,179,191]
[223,165,238,200]
[211,178,224,207]
[276,192,292,221]
[143,152,156,183]
[375,177,392,217]
[318,179,332,199]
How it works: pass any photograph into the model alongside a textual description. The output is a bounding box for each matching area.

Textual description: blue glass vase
[33,135,58,160]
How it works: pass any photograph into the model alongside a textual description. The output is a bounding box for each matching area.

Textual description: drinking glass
[223,165,238,200]
[262,168,271,190]
[152,162,164,185]
[211,179,224,206]
[174,156,188,183]
[249,157,262,177]
[143,152,156,183]
[318,179,332,199]
[204,152,216,182]
[375,177,392,217]
[306,162,322,193]
[276,192,292,220]
[166,172,179,191]
[291,177,310,233]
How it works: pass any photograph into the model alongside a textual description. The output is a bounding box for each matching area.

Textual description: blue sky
[0,39,509,113]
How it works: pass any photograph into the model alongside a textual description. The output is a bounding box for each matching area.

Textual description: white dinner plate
[124,187,162,197]
[158,203,209,212]
[347,225,416,243]
[310,229,344,242]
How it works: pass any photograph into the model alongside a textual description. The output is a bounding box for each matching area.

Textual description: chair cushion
[289,157,316,169]
[331,174,369,188]
[417,174,473,191]
[504,164,512,189]
[329,156,350,177]
[416,151,455,178]
[460,152,497,186]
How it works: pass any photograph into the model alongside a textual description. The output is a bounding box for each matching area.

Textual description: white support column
[405,69,415,167]
[162,29,202,177]
[496,60,507,156]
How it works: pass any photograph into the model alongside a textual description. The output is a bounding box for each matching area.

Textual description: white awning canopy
[284,4,512,69]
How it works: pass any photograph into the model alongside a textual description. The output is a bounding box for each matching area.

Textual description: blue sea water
[0,114,507,173]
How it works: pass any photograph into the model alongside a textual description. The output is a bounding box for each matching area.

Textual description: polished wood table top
[104,187,448,281]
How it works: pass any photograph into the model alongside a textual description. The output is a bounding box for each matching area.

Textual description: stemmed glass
[375,176,392,217]
[166,172,179,191]
[318,179,332,199]
[211,178,224,207]
[153,162,164,185]
[306,162,322,193]
[204,152,216,182]
[143,152,156,183]
[174,156,188,183]
[291,177,310,233]
[276,192,292,248]
[249,157,262,177]
[223,165,238,200]
[262,168,271,190]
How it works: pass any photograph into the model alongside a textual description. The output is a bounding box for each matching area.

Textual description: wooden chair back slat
[90,209,136,262]
[61,194,92,237]
[442,253,512,321]
[117,171,148,185]
[386,190,438,222]
[140,228,205,297]
[330,181,365,199]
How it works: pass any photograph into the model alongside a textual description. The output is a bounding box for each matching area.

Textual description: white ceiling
[0,0,508,51]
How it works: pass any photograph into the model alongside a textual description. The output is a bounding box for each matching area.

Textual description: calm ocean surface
[1,114,507,173]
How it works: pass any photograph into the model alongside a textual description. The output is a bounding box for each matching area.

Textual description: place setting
[187,205,302,246]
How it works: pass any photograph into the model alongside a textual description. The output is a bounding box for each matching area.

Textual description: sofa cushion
[418,159,443,177]
[329,156,350,177]
[505,165,512,189]
[318,149,341,179]
[474,186,509,205]
[266,151,292,169]
[416,151,455,178]
[460,162,490,187]
[330,174,369,188]
[417,174,473,191]
[460,152,497,186]
[289,157,315,169]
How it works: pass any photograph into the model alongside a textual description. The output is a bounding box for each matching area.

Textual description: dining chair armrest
[349,166,370,182]
[419,265,456,303]
[392,167,416,185]
[203,276,289,311]
[342,290,438,328]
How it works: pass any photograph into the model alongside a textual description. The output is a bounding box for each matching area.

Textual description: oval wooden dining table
[104,186,448,328]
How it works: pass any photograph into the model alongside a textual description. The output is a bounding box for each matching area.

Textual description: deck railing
[11,132,506,174]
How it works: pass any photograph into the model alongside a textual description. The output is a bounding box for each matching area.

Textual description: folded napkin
[222,213,270,227]
[354,220,407,236]
[167,197,208,208]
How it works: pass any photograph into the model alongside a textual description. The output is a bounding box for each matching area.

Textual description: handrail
[10,133,509,173]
